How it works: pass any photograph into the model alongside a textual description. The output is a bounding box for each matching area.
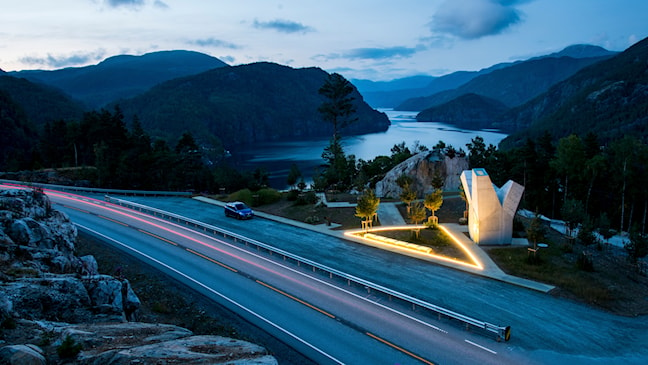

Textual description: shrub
[286,189,300,201]
[57,335,82,359]
[227,189,253,206]
[295,191,319,206]
[255,188,281,206]
[576,251,594,272]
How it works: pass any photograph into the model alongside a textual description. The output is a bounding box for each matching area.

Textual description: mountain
[115,62,391,149]
[532,44,617,60]
[0,75,85,126]
[397,54,613,111]
[10,50,228,108]
[415,93,509,130]
[355,71,480,109]
[352,75,436,93]
[499,37,648,148]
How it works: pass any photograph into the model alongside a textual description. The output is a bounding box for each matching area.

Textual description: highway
[28,187,527,365]
[3,183,648,364]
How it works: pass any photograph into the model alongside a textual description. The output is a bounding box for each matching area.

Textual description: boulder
[0,344,46,365]
[375,152,469,198]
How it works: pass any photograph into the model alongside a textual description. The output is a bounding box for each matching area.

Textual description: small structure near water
[460,168,524,245]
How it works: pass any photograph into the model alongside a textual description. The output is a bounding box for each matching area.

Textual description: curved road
[3,184,647,364]
[38,188,524,365]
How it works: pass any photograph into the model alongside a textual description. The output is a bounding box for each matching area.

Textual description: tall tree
[317,73,358,189]
[318,73,358,139]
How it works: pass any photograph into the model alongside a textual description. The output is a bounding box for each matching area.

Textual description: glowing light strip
[345,225,483,270]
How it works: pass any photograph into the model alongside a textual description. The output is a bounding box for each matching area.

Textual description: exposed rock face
[0,188,277,364]
[375,152,469,198]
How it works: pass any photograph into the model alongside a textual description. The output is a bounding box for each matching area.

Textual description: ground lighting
[345,225,483,270]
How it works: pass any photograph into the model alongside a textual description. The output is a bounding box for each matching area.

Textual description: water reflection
[231,109,507,189]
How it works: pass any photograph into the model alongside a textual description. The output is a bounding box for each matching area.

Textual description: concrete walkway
[195,196,554,293]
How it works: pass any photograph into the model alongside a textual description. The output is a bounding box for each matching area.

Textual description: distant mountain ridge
[10,50,228,108]
[416,93,509,130]
[354,44,617,109]
[499,36,648,148]
[397,54,613,111]
[115,62,390,149]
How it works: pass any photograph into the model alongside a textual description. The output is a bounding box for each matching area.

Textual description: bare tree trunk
[621,159,627,233]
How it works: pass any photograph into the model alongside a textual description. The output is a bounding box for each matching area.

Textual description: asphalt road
[5,183,646,364]
[117,194,648,365]
[38,188,528,365]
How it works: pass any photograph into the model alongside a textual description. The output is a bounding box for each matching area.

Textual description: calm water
[231,109,507,189]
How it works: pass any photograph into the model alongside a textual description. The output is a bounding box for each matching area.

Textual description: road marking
[256,280,336,319]
[98,215,129,226]
[365,332,436,365]
[186,248,238,272]
[137,229,178,246]
[74,224,345,365]
[465,339,497,354]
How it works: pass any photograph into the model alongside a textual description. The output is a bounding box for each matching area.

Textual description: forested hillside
[116,62,390,150]
[416,93,509,129]
[500,36,648,148]
[398,55,610,111]
[11,50,228,108]
[0,75,85,126]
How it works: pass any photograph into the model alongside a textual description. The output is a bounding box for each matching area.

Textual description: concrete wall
[460,169,523,245]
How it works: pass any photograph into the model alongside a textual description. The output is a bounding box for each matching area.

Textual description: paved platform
[194,196,554,293]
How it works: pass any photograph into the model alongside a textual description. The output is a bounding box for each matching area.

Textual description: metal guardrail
[106,195,511,342]
[0,179,193,197]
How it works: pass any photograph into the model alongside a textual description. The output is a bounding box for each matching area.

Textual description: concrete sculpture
[460,168,524,245]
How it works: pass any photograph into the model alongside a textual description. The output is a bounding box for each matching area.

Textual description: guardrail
[106,195,511,342]
[0,179,193,197]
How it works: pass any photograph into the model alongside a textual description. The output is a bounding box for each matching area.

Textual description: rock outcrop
[0,188,277,364]
[375,152,469,198]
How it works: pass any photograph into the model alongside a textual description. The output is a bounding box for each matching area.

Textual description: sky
[1,0,646,81]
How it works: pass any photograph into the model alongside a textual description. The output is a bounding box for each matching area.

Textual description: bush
[255,188,281,206]
[295,191,318,206]
[227,189,254,206]
[57,335,82,359]
[286,189,300,201]
[576,251,594,272]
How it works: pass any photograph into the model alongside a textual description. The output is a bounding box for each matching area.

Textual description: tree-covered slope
[116,62,390,149]
[416,93,509,130]
[499,36,648,148]
[11,50,228,108]
[0,75,85,126]
[397,55,611,111]
[0,90,38,171]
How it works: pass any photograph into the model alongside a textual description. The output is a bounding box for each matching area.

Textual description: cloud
[344,46,421,60]
[19,49,107,68]
[104,0,145,8]
[190,38,241,49]
[431,0,526,39]
[252,19,314,34]
[100,0,168,10]
[317,46,422,62]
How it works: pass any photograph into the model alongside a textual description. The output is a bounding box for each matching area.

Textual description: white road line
[465,339,497,354]
[75,223,345,365]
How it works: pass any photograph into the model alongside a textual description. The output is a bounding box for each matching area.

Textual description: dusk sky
[1,0,646,81]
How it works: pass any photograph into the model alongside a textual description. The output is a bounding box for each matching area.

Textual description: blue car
[224,201,254,219]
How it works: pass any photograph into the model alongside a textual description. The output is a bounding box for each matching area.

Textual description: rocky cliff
[0,188,276,364]
[375,152,468,198]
